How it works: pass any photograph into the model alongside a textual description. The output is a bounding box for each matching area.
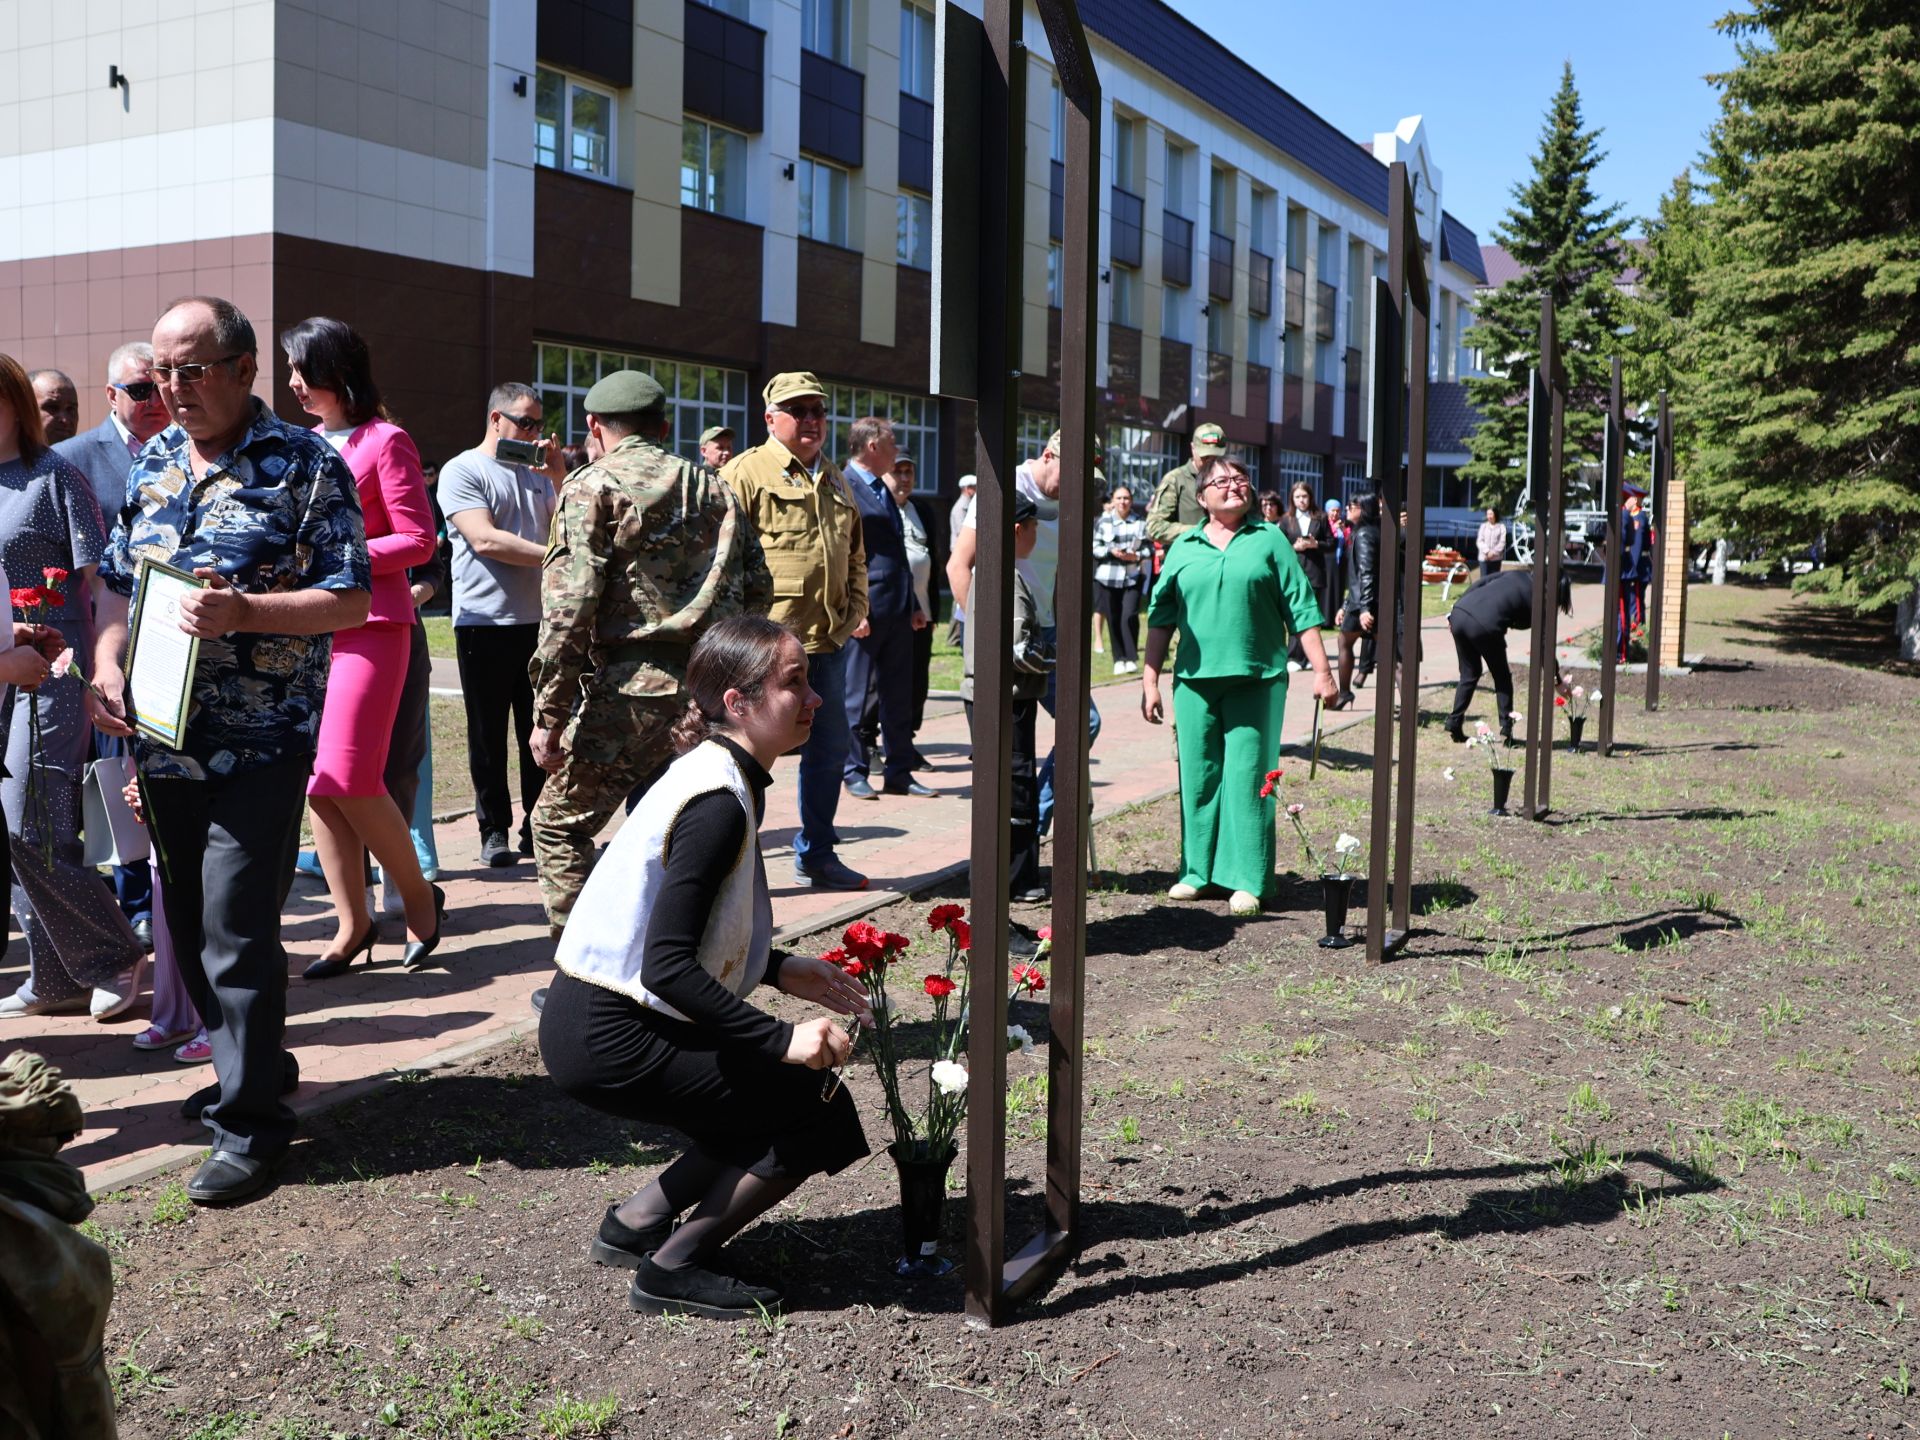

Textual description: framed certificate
[125,557,205,748]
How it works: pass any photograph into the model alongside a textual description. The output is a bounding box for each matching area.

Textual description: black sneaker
[589,1205,674,1269]
[481,832,517,867]
[629,1256,782,1319]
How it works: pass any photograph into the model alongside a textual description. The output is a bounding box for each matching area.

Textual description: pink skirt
[308,622,412,797]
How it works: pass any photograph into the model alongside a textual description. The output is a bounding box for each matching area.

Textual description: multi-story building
[0,0,1487,509]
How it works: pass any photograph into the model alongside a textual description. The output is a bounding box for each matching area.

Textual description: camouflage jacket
[1146,460,1205,545]
[531,434,773,725]
[97,402,371,781]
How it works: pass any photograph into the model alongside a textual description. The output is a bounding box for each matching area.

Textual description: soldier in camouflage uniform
[1144,421,1228,546]
[528,370,772,932]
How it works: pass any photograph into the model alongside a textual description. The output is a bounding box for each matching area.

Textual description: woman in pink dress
[281,318,444,977]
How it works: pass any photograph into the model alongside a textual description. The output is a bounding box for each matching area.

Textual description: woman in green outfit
[1141,457,1339,915]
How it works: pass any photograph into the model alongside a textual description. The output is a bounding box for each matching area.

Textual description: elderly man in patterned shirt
[89,296,370,1206]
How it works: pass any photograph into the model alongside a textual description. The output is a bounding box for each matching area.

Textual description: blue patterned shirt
[99,401,371,780]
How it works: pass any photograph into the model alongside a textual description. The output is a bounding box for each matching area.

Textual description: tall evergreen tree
[1688,1,1920,641]
[1622,170,1719,489]
[1461,64,1627,518]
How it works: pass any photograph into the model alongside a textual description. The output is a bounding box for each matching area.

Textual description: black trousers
[963,696,1040,892]
[383,618,432,823]
[1094,580,1141,666]
[1480,559,1503,579]
[910,620,934,734]
[146,755,309,1156]
[1448,615,1514,733]
[844,614,915,787]
[454,623,544,840]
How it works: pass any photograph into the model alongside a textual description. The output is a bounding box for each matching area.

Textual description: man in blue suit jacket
[52,339,172,948]
[841,416,933,799]
[53,341,172,526]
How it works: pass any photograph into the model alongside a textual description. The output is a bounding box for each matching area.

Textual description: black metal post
[1521,299,1558,821]
[1597,356,1621,756]
[1390,170,1429,946]
[1534,358,1566,819]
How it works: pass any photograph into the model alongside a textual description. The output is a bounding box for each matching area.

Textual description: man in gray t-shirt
[439,381,564,868]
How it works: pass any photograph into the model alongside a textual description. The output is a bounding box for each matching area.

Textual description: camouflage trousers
[530,692,682,934]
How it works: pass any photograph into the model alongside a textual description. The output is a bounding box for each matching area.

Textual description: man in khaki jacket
[722,371,871,889]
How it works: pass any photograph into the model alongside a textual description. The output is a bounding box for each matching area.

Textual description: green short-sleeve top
[1147,520,1324,681]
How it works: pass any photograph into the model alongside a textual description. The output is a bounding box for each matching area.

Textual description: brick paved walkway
[5,583,1603,1192]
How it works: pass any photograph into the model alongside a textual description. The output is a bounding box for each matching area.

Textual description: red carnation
[843,921,887,963]
[41,567,68,587]
[882,931,911,955]
[1011,963,1046,993]
[41,588,64,607]
[1037,926,1052,942]
[9,588,40,611]
[1554,695,1567,707]
[818,946,847,967]
[1259,767,1284,799]
[949,919,971,952]
[923,974,957,999]
[927,903,965,930]
[841,956,866,979]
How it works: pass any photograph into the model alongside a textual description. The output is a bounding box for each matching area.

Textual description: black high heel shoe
[304,921,378,980]
[402,884,448,971]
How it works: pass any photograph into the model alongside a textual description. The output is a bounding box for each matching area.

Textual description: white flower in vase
[931,1060,969,1095]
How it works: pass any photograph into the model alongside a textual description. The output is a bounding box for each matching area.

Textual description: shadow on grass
[1548,805,1772,825]
[1414,904,1744,962]
[1729,597,1900,672]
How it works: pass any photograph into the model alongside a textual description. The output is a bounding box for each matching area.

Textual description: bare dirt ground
[87,582,1920,1439]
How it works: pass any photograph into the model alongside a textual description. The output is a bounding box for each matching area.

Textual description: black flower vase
[1318,873,1356,949]
[889,1140,959,1277]
[1568,717,1586,754]
[1490,768,1514,816]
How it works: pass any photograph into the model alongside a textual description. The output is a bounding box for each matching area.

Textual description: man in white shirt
[944,431,1101,852]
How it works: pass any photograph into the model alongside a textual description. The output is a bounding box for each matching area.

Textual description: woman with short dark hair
[540,615,870,1319]
[1329,493,1380,710]
[281,318,443,978]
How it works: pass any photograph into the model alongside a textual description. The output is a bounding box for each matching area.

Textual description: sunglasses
[112,380,162,402]
[777,403,827,421]
[149,355,244,385]
[497,412,543,432]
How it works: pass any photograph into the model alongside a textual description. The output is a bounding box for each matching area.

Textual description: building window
[1457,299,1482,379]
[896,190,932,270]
[826,384,941,492]
[798,157,851,247]
[900,2,935,102]
[802,0,850,63]
[1248,322,1270,368]
[1162,285,1188,343]
[1226,442,1261,488]
[1047,242,1063,308]
[1104,424,1180,503]
[1284,326,1304,379]
[1424,465,1477,511]
[1018,410,1058,462]
[535,343,750,460]
[1050,83,1065,164]
[694,0,750,15]
[681,118,748,218]
[1206,303,1229,356]
[1340,456,1366,502]
[1111,268,1141,328]
[1277,449,1323,492]
[535,68,615,179]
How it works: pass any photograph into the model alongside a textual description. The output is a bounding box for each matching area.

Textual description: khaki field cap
[698,424,735,445]
[1192,422,1227,457]
[583,369,666,417]
[763,371,827,407]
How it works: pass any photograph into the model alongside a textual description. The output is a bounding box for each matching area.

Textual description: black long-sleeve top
[1343,522,1379,613]
[1448,567,1534,634]
[639,735,792,1059]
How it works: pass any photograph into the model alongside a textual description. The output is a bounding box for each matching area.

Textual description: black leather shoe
[180,1052,299,1120]
[530,987,547,1015]
[303,919,377,980]
[186,1149,276,1205]
[590,1205,674,1269]
[1008,924,1042,959]
[481,832,517,867]
[401,884,448,970]
[792,857,868,891]
[133,918,154,952]
[629,1256,781,1318]
[517,831,535,857]
[1012,886,1049,904]
[905,747,931,770]
[882,779,938,798]
[1445,718,1467,744]
[844,776,878,801]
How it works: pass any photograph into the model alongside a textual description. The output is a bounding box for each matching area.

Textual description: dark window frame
[1162,210,1193,290]
[1207,229,1233,303]
[1248,248,1273,318]
[1110,186,1145,270]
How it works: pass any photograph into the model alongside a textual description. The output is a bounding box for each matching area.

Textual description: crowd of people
[2,291,1575,1317]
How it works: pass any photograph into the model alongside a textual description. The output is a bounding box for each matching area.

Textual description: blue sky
[1170,0,1742,242]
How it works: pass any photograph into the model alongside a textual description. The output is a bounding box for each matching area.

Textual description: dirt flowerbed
[93,586,1920,1439]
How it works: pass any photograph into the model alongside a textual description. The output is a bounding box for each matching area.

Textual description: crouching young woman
[539,615,871,1318]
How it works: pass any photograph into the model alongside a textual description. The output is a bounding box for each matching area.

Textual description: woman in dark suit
[1276,480,1332,668]
[1328,493,1380,709]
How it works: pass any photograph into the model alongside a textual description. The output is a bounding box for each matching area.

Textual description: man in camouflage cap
[1145,421,1228,545]
[527,369,772,932]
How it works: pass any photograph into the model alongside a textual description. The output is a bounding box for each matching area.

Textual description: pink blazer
[330,419,437,626]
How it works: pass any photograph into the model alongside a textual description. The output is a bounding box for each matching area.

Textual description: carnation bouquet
[10,568,86,863]
[1282,796,1362,879]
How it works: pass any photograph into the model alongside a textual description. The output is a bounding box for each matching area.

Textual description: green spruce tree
[1622,169,1720,490]
[1461,63,1627,519]
[1687,1,1920,646]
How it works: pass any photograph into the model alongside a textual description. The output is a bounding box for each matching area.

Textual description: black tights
[616,1151,804,1270]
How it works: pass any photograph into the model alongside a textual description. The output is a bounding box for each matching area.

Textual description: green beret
[584,369,666,417]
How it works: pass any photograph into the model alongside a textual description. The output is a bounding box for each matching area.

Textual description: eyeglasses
[150,355,243,385]
[777,403,827,421]
[496,412,543,432]
[1202,476,1253,492]
[111,380,161,402]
